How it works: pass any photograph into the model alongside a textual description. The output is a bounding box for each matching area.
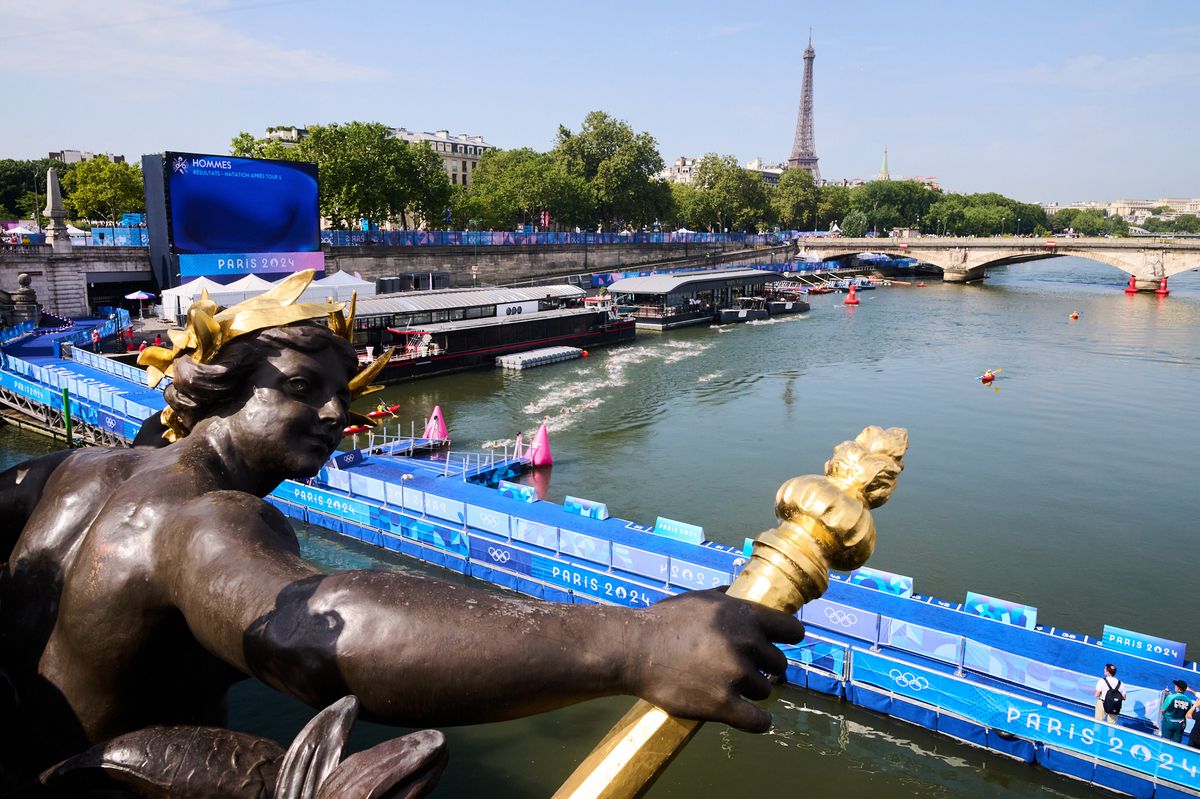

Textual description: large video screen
[164,152,323,277]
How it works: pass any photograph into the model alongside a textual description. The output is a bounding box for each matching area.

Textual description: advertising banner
[179,251,325,277]
[964,591,1038,630]
[512,518,557,550]
[849,566,914,598]
[1102,625,1186,666]
[465,504,510,537]
[530,556,667,608]
[330,450,363,470]
[277,483,371,526]
[498,480,537,503]
[469,537,532,576]
[852,649,1200,791]
[668,558,730,590]
[559,530,610,566]
[563,496,609,520]
[651,516,704,545]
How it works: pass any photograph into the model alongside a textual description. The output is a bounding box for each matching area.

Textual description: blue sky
[2,0,1197,204]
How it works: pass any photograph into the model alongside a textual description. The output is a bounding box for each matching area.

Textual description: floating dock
[496,346,583,370]
[1,321,1199,799]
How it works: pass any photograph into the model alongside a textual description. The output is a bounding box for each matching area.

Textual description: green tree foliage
[815,184,850,231]
[554,111,666,229]
[60,158,144,226]
[771,168,817,230]
[1142,214,1200,234]
[840,210,869,237]
[458,148,593,230]
[687,154,771,232]
[926,193,1048,236]
[851,180,940,235]
[0,158,76,224]
[228,132,295,161]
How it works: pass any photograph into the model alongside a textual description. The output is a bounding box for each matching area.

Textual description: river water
[2,257,1198,797]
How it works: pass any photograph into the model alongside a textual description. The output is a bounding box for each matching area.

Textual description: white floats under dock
[496,346,584,370]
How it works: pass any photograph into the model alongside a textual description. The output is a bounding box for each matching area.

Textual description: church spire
[877,146,890,181]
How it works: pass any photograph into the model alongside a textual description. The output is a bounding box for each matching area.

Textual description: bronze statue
[0,271,804,797]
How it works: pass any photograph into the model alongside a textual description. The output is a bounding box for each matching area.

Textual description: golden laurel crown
[137,269,393,442]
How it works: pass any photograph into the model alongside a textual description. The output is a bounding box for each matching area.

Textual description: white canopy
[309,270,375,300]
[67,225,88,237]
[160,276,225,319]
[6,226,35,235]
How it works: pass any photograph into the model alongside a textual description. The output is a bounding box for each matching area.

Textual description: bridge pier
[943,268,986,284]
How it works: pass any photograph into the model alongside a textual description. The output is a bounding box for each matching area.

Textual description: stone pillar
[11,272,41,324]
[43,167,72,254]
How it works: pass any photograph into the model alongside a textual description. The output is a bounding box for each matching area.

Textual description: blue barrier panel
[384,481,404,506]
[611,543,668,583]
[529,555,666,608]
[879,618,963,664]
[274,483,372,527]
[851,648,1200,791]
[512,518,557,550]
[0,367,60,406]
[468,536,533,576]
[667,557,730,590]
[466,504,510,537]
[424,494,465,525]
[325,469,350,492]
[802,598,880,642]
[498,480,537,503]
[558,530,611,567]
[349,472,386,502]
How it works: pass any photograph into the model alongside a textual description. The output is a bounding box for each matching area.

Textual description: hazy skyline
[2,0,1197,204]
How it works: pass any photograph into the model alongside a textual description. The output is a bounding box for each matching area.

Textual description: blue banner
[964,590,1038,630]
[469,537,532,575]
[852,649,1200,791]
[564,495,609,520]
[559,530,610,566]
[498,479,537,503]
[651,516,705,545]
[179,251,325,277]
[880,618,963,664]
[530,556,666,608]
[0,368,59,406]
[423,494,465,525]
[1102,625,1186,666]
[275,483,372,526]
[330,449,363,469]
[850,566,914,598]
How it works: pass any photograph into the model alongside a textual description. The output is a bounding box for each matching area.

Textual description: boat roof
[607,269,774,295]
[357,284,583,316]
[387,305,602,335]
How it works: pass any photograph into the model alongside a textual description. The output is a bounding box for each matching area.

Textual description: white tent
[207,274,276,307]
[308,270,375,301]
[160,276,225,319]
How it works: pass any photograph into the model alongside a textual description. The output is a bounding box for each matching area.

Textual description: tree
[816,184,850,231]
[771,168,817,230]
[229,132,296,161]
[404,142,453,230]
[554,111,665,229]
[0,158,76,224]
[840,210,869,237]
[60,158,144,226]
[686,154,771,232]
[851,180,939,234]
[459,148,593,230]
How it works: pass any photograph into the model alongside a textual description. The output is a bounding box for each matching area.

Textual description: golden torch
[553,426,909,799]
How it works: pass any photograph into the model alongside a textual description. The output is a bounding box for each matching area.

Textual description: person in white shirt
[1094,663,1127,723]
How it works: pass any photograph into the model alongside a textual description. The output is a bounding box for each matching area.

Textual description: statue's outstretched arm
[166,492,804,731]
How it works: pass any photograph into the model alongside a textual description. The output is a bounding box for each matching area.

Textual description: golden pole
[553,426,909,799]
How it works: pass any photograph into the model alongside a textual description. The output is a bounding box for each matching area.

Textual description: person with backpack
[1095,663,1126,723]
[1162,680,1193,743]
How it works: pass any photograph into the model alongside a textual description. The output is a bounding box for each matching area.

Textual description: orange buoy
[1069,312,1080,320]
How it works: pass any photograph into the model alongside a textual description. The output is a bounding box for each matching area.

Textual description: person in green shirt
[1162,680,1193,743]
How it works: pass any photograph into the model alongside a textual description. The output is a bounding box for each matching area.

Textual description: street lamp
[1016,217,1021,237]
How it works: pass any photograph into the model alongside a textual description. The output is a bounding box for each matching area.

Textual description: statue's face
[224,344,353,478]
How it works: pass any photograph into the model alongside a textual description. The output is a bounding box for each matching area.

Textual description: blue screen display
[165,152,319,255]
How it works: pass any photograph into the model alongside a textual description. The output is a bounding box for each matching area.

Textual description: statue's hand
[624,589,805,732]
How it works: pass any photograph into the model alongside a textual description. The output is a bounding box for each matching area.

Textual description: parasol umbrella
[125,290,155,319]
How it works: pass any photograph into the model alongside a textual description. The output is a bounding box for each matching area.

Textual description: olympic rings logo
[824,607,858,627]
[486,547,512,564]
[888,668,930,691]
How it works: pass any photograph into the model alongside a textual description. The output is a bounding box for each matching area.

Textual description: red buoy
[581,350,589,358]
[342,425,371,436]
[844,284,860,306]
[1155,277,1170,297]
[1124,274,1138,295]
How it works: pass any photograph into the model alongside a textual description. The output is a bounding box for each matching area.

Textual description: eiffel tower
[787,31,820,181]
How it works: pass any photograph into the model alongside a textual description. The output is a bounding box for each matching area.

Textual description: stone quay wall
[0,247,150,319]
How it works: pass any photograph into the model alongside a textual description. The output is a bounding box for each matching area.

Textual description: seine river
[2,257,1198,797]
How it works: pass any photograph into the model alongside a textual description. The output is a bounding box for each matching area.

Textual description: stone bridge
[796,237,1200,289]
